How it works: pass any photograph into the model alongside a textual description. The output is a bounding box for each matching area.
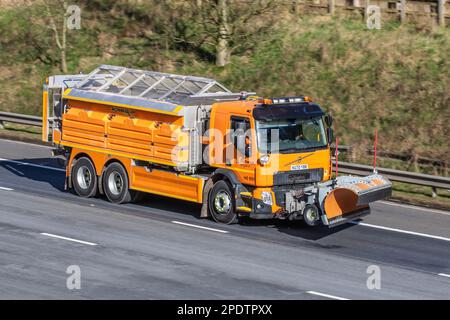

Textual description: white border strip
[0,157,65,172]
[0,186,14,191]
[307,291,350,300]
[438,273,450,278]
[172,221,229,234]
[40,233,98,246]
[0,138,52,149]
[377,201,450,216]
[350,221,450,242]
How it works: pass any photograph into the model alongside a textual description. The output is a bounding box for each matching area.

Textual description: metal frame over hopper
[63,65,244,116]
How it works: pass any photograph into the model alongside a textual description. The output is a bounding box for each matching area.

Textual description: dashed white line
[438,273,450,278]
[0,157,65,172]
[40,233,98,246]
[0,186,14,191]
[349,221,450,242]
[306,291,350,300]
[172,221,229,234]
[377,201,450,216]
[5,164,24,176]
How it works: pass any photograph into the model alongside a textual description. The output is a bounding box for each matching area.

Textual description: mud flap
[321,174,392,227]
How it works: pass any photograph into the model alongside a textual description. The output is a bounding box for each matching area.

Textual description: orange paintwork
[324,188,369,219]
[48,93,332,212]
[209,100,257,185]
[42,90,49,142]
[59,99,201,203]
[208,100,331,212]
[61,100,188,167]
[66,147,204,203]
[53,129,62,144]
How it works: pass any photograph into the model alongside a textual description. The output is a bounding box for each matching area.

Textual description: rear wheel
[208,181,238,224]
[103,162,133,204]
[72,157,98,198]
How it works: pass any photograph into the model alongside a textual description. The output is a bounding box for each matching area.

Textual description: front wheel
[303,204,320,227]
[208,181,238,224]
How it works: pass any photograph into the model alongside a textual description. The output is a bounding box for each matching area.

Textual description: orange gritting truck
[42,65,391,226]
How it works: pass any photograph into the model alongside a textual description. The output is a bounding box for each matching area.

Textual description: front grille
[273,185,305,207]
[273,168,323,186]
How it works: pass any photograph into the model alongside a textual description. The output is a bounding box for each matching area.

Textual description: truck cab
[204,96,336,224]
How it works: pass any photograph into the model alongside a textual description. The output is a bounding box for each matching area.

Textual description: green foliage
[0,2,448,163]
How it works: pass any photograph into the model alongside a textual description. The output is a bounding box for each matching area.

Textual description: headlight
[259,155,269,165]
[261,191,273,205]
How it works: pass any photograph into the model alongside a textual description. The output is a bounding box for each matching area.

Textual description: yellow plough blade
[321,174,392,227]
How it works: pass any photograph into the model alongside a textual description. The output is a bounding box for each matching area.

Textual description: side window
[230,117,251,158]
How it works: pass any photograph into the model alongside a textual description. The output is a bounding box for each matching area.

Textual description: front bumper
[248,198,273,219]
[239,173,391,226]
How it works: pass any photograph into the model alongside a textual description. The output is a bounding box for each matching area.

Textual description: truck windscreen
[256,117,327,154]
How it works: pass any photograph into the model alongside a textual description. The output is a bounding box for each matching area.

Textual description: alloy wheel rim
[108,171,123,196]
[305,207,317,222]
[76,166,92,190]
[214,191,231,214]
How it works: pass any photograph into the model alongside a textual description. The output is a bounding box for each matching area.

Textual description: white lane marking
[5,164,24,176]
[349,221,450,242]
[0,157,65,172]
[0,186,14,191]
[377,201,450,216]
[172,221,229,234]
[438,273,450,278]
[306,291,350,300]
[40,233,98,246]
[0,138,53,148]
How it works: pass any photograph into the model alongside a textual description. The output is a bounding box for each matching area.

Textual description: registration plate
[291,164,308,171]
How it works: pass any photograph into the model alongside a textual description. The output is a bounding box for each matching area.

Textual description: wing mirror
[327,127,334,143]
[324,114,333,127]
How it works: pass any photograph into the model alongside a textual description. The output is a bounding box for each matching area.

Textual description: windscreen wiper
[279,146,326,153]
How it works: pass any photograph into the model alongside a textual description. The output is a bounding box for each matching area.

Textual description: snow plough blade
[321,174,392,227]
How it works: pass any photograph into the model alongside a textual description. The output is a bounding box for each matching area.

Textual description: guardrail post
[400,0,406,23]
[437,0,446,27]
[431,187,438,198]
[328,0,336,15]
[0,120,4,129]
[364,0,370,21]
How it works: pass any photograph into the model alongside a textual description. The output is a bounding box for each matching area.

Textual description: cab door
[227,116,256,185]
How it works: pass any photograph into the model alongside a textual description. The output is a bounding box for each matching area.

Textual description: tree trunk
[216,0,230,67]
[216,35,230,67]
[60,48,67,73]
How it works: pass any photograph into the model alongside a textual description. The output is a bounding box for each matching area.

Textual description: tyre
[72,157,98,198]
[208,180,238,224]
[103,162,133,204]
[131,190,146,203]
[303,204,320,227]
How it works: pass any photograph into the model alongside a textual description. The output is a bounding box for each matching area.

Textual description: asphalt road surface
[0,138,449,299]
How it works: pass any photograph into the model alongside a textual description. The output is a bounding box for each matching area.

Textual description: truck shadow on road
[133,195,354,241]
[0,157,66,191]
[238,217,354,241]
[0,157,354,241]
